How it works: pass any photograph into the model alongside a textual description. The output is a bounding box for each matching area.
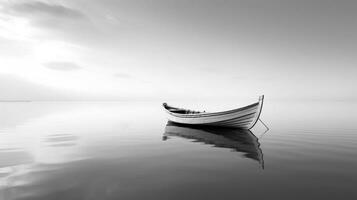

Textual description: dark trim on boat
[202,112,256,124]
[212,118,254,125]
[210,120,253,127]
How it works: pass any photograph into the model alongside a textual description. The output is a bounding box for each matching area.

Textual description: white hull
[163,95,264,129]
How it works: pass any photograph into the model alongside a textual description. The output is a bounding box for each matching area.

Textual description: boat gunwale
[164,102,259,118]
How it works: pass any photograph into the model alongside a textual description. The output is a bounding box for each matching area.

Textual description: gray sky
[0,0,356,101]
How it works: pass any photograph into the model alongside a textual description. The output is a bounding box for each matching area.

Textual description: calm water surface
[0,100,357,200]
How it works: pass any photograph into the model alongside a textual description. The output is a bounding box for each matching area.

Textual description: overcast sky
[0,0,356,101]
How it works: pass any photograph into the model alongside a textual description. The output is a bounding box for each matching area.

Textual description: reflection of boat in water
[163,122,264,168]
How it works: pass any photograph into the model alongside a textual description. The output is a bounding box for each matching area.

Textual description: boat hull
[163,95,264,129]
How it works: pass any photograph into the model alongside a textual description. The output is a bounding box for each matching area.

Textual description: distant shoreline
[0,100,32,102]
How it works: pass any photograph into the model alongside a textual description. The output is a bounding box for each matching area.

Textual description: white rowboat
[163,95,264,129]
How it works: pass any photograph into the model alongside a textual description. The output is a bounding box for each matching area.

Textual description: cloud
[44,62,81,71]
[113,73,132,79]
[9,1,86,19]
[1,0,95,45]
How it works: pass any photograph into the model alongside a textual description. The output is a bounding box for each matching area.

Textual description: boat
[163,95,264,129]
[163,122,264,168]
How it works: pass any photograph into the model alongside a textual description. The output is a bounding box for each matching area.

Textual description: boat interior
[163,103,202,114]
